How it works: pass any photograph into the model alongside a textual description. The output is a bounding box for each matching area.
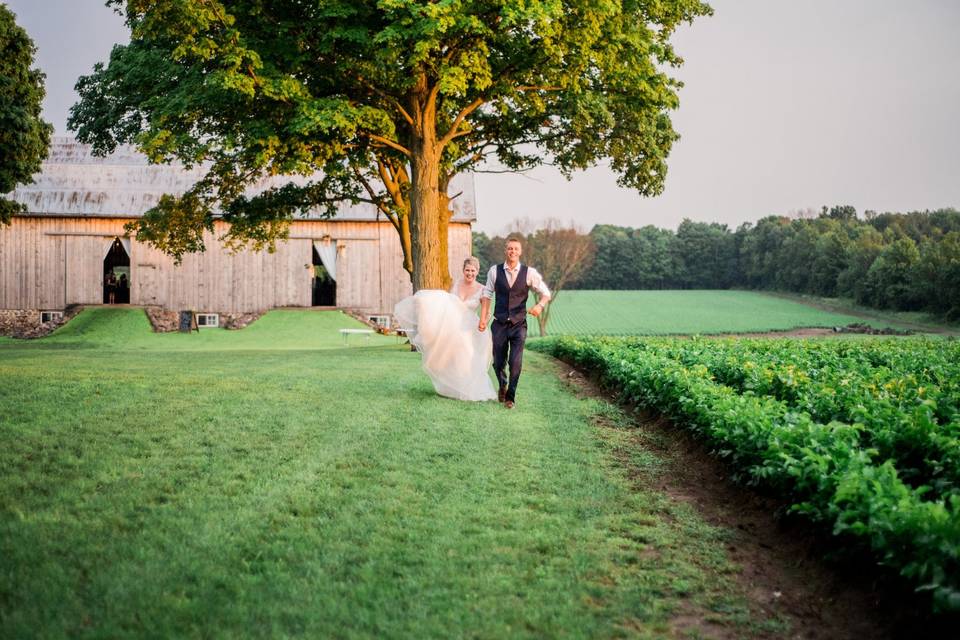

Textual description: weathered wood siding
[0,216,473,314]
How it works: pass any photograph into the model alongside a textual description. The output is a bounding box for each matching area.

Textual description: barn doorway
[312,244,336,306]
[103,237,131,304]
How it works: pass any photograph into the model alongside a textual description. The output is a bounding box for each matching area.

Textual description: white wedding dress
[393,282,497,401]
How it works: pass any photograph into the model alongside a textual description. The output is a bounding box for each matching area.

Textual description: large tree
[0,5,53,225]
[70,0,711,289]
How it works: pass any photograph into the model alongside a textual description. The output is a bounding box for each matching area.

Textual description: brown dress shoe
[504,400,515,409]
[498,386,507,403]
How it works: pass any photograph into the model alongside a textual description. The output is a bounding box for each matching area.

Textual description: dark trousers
[491,319,527,402]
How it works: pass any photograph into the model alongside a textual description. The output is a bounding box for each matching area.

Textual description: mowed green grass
[543,290,898,336]
[35,307,399,351]
[0,308,779,638]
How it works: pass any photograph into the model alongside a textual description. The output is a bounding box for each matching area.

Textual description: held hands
[478,303,544,330]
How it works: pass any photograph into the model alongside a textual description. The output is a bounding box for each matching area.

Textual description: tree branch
[198,0,260,85]
[352,164,399,230]
[377,157,409,216]
[350,72,415,127]
[438,96,485,149]
[363,132,411,157]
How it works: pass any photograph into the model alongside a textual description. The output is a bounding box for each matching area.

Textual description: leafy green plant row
[646,338,960,422]
[634,338,960,498]
[533,336,960,612]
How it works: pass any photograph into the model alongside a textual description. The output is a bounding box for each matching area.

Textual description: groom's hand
[529,303,544,318]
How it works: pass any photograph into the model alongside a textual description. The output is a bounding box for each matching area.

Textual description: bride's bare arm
[479,297,490,331]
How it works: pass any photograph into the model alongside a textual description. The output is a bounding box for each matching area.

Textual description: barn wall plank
[2,217,473,314]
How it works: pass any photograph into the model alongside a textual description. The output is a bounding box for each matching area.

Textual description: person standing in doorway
[118,273,129,304]
[104,270,118,304]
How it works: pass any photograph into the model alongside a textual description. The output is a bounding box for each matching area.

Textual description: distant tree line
[473,206,960,319]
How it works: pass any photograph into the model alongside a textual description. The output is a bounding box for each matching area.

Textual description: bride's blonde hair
[463,256,480,271]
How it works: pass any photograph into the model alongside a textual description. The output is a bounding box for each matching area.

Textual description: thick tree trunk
[407,76,451,292]
[409,138,444,292]
[437,185,453,290]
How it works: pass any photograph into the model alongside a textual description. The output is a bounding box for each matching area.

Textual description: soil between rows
[557,364,955,639]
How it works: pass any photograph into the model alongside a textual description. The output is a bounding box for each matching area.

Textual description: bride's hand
[478,319,486,332]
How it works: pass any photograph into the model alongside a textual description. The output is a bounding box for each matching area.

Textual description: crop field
[532,335,960,612]
[542,290,899,336]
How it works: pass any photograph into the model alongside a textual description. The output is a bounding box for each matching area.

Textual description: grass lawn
[542,290,907,336]
[0,308,779,638]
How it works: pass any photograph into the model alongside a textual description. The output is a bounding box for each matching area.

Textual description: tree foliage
[69,0,711,288]
[495,206,960,319]
[0,5,53,224]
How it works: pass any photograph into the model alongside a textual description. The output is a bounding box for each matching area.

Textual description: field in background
[766,292,960,335]
[543,290,904,336]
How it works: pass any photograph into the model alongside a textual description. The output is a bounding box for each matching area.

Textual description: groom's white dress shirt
[481,262,552,303]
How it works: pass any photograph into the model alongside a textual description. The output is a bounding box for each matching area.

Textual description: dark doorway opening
[103,237,131,304]
[312,245,336,306]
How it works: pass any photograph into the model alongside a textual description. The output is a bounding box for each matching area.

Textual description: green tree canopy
[69,0,711,289]
[0,5,53,224]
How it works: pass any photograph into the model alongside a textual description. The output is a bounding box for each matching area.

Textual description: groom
[478,237,551,409]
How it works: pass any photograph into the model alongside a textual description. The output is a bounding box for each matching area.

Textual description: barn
[0,138,476,334]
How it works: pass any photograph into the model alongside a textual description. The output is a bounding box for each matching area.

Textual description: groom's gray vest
[494,263,529,325]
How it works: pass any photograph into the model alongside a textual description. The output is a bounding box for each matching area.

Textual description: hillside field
[542,290,901,336]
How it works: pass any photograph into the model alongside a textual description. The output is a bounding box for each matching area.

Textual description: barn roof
[6,137,476,223]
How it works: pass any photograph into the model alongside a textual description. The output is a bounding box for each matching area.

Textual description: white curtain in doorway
[102,237,131,258]
[313,239,337,281]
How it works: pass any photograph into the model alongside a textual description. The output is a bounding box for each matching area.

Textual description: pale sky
[6,0,960,234]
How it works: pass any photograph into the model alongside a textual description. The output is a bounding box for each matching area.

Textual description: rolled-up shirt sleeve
[528,267,551,303]
[481,265,497,299]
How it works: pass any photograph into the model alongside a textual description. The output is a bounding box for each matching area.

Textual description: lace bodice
[450,279,483,311]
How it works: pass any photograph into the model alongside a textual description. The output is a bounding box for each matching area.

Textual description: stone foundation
[144,306,180,332]
[3,306,299,337]
[143,307,265,332]
[0,310,40,337]
[0,306,82,339]
[221,312,263,330]
[343,308,391,333]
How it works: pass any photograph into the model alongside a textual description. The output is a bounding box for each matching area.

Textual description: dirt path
[716,326,898,339]
[559,365,949,639]
[718,327,846,339]
[760,292,960,336]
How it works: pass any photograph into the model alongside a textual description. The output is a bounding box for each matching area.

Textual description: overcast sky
[6,0,960,234]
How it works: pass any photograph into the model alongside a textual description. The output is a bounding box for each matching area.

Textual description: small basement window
[196,313,219,328]
[40,311,64,324]
[368,314,390,329]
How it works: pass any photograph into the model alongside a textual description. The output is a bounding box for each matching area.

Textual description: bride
[393,257,497,401]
